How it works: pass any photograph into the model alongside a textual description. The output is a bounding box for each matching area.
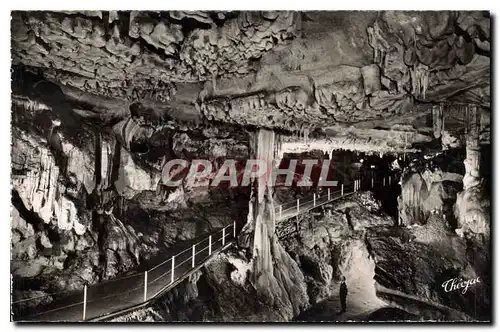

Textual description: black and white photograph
[8,9,492,323]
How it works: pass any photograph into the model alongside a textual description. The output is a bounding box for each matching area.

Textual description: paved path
[294,280,387,322]
[275,183,357,222]
[13,174,395,322]
[13,225,235,322]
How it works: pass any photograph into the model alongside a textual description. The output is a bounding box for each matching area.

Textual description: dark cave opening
[274,149,401,222]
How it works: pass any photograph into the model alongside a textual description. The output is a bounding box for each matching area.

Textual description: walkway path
[275,181,359,222]
[13,224,236,322]
[13,173,396,322]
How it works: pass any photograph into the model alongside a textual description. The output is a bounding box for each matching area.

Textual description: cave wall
[10,102,250,300]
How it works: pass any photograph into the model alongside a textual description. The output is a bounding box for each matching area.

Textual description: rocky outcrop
[235,129,309,318]
[398,168,463,227]
[367,11,490,106]
[113,249,309,322]
[11,11,300,102]
[114,147,161,199]
[12,129,92,235]
[11,11,490,136]
[454,184,490,237]
[277,192,392,304]
[367,218,490,321]
[10,104,250,303]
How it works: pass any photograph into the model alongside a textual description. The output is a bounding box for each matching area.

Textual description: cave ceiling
[10,10,491,153]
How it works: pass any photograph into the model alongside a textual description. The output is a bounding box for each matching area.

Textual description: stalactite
[94,130,103,193]
[411,64,429,99]
[112,117,141,150]
[463,104,481,190]
[453,103,489,236]
[274,134,283,167]
[398,173,430,226]
[303,128,309,144]
[433,104,444,139]
[238,129,308,310]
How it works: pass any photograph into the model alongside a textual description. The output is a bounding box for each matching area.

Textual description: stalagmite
[462,104,481,190]
[411,64,429,99]
[250,129,276,290]
[238,128,308,314]
[433,104,444,139]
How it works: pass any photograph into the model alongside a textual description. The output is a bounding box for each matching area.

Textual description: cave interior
[10,10,491,322]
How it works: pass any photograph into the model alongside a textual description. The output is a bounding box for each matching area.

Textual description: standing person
[340,276,348,313]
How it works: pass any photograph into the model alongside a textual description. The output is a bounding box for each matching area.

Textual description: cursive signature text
[442,277,480,294]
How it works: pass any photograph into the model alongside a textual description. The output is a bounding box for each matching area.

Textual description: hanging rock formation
[238,129,308,318]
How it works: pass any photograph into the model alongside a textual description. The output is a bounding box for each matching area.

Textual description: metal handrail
[14,173,398,321]
[13,222,236,321]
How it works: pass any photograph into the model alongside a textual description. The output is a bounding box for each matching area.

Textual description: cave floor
[14,226,232,322]
[295,284,386,322]
[295,295,385,322]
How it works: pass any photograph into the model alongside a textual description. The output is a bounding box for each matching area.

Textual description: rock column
[463,104,481,189]
[238,128,308,317]
[432,104,444,139]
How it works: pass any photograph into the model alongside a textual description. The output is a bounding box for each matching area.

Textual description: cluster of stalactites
[432,104,445,139]
[463,104,481,190]
[289,127,312,144]
[411,64,430,99]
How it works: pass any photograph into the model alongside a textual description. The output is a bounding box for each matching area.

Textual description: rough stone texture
[114,147,161,199]
[10,101,251,304]
[10,10,491,322]
[10,11,490,142]
[367,11,489,105]
[112,191,492,322]
[113,249,309,322]
[454,183,490,237]
[11,11,299,100]
[367,221,490,321]
[11,128,92,235]
[277,192,392,304]
[398,169,463,227]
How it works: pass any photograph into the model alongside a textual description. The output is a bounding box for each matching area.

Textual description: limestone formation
[10,10,491,323]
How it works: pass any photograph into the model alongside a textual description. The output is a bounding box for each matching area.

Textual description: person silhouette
[340,276,348,313]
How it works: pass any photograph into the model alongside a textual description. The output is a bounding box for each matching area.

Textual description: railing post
[222,227,226,246]
[170,256,175,284]
[371,176,374,189]
[328,188,331,200]
[313,193,316,206]
[82,284,87,321]
[233,221,236,238]
[341,184,344,196]
[191,244,196,267]
[383,177,386,186]
[389,175,392,185]
[143,271,148,302]
[209,235,212,255]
